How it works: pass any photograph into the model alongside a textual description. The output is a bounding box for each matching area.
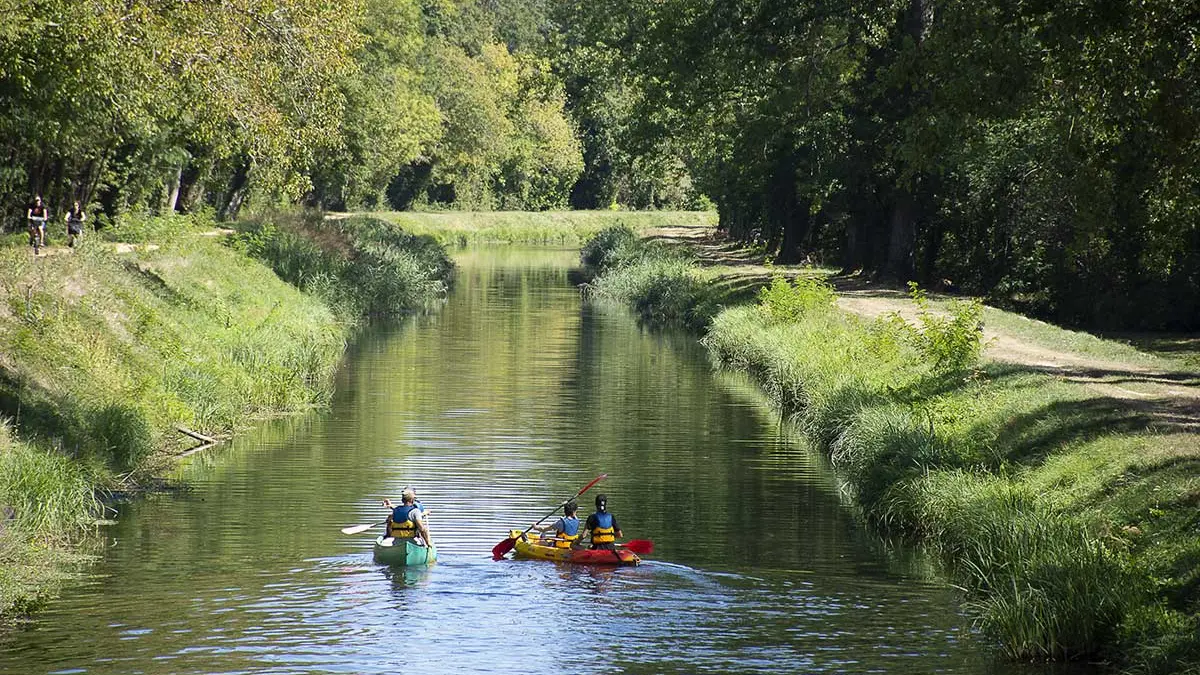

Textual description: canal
[0,247,1063,674]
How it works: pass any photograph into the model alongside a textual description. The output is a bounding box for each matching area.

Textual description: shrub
[580,225,637,270]
[885,282,985,373]
[756,275,837,322]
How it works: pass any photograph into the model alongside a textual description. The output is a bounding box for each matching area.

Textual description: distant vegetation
[376,211,716,248]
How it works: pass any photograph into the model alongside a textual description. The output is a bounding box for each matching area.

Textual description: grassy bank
[583,228,1200,673]
[369,210,716,247]
[0,211,450,621]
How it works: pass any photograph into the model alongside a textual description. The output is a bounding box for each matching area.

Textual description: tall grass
[581,228,718,331]
[0,420,96,618]
[233,213,451,320]
[701,286,1200,670]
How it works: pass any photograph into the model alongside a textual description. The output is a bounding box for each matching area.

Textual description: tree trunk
[219,159,250,221]
[882,192,917,283]
[777,198,811,264]
[164,164,182,214]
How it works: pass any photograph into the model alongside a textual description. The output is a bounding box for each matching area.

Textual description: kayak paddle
[492,473,607,560]
[619,539,654,555]
[341,520,386,535]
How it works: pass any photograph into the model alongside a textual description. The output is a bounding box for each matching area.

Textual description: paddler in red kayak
[531,499,582,548]
[584,494,622,550]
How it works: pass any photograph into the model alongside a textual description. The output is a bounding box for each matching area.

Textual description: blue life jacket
[389,504,421,539]
[554,516,581,549]
[591,512,615,544]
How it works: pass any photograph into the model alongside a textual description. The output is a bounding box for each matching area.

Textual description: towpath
[645,224,1200,430]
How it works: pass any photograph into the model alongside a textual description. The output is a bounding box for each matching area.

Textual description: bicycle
[27,216,45,254]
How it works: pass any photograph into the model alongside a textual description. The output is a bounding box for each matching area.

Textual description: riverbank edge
[0,211,452,623]
[581,227,1200,674]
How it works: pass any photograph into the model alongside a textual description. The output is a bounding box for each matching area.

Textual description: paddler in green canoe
[382,487,434,548]
[530,499,582,549]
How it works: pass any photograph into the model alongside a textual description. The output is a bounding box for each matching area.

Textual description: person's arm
[612,514,622,539]
[582,514,596,545]
[417,517,433,547]
[531,517,560,534]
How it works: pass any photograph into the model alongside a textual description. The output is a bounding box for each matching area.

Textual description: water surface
[0,247,1066,674]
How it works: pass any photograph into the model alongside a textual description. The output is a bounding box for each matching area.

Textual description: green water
[0,247,1078,674]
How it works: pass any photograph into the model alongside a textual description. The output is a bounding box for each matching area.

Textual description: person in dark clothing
[26,195,48,251]
[584,493,622,551]
[64,201,86,247]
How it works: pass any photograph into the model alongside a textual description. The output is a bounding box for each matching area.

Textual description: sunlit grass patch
[374,210,716,247]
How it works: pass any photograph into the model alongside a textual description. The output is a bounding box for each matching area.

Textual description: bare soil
[646,225,1200,429]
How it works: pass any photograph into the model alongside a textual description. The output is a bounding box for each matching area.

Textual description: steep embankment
[584,224,1200,674]
[0,212,450,621]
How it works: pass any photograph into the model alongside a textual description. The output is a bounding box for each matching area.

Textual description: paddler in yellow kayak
[584,494,622,550]
[530,499,582,549]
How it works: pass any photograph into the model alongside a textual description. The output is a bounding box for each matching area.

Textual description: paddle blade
[341,521,381,535]
[620,539,654,555]
[491,537,515,560]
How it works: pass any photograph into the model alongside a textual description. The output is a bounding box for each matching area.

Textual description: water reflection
[0,247,1079,675]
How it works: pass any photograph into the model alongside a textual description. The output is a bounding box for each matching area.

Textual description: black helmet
[595,494,608,511]
[564,499,578,516]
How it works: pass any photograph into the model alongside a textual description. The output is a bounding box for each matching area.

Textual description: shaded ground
[646,224,1200,429]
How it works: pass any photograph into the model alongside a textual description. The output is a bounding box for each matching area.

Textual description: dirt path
[646,225,1200,429]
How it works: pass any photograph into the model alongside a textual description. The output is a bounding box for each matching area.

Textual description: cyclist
[26,194,48,252]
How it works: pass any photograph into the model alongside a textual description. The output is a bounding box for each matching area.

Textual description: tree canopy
[2,0,1196,328]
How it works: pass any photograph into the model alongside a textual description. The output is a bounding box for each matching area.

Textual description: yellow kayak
[509,530,640,566]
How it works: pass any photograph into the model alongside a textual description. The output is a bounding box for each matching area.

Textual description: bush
[580,224,637,270]
[884,282,985,373]
[756,275,837,322]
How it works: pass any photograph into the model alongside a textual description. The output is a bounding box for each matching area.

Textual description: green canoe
[373,536,438,566]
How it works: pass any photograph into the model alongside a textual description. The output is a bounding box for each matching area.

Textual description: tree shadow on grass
[0,368,86,457]
[888,363,1193,469]
[985,397,1152,467]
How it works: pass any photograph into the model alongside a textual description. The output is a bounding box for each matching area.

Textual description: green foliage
[0,422,99,536]
[380,210,714,248]
[580,225,637,269]
[0,420,97,619]
[87,404,153,473]
[755,276,836,323]
[701,288,1200,666]
[558,0,1200,330]
[883,283,985,374]
[582,230,716,331]
[234,214,451,319]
